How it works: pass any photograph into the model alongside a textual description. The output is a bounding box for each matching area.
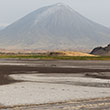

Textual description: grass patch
[0,54,110,60]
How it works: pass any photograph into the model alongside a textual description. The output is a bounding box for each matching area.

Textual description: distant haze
[0,26,5,30]
[0,0,110,27]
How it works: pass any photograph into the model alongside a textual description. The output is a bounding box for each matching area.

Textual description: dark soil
[0,65,110,85]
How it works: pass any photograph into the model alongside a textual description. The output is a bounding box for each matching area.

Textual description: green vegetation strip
[0,55,110,60]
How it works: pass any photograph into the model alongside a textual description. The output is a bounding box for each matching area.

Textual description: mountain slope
[0,3,110,51]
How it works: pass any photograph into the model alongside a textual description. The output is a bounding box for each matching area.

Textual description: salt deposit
[0,74,110,106]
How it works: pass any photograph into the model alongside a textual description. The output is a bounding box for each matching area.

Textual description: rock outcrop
[90,44,110,56]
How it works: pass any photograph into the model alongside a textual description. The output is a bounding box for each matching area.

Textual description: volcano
[0,3,110,51]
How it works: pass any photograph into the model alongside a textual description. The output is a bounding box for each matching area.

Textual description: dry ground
[0,59,110,109]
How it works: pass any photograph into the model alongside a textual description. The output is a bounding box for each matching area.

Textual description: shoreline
[0,65,110,85]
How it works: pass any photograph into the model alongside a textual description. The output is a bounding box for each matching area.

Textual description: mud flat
[0,59,110,109]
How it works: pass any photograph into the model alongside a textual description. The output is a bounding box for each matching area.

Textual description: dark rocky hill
[90,44,110,56]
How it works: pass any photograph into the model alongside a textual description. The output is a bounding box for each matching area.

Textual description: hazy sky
[0,0,110,27]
